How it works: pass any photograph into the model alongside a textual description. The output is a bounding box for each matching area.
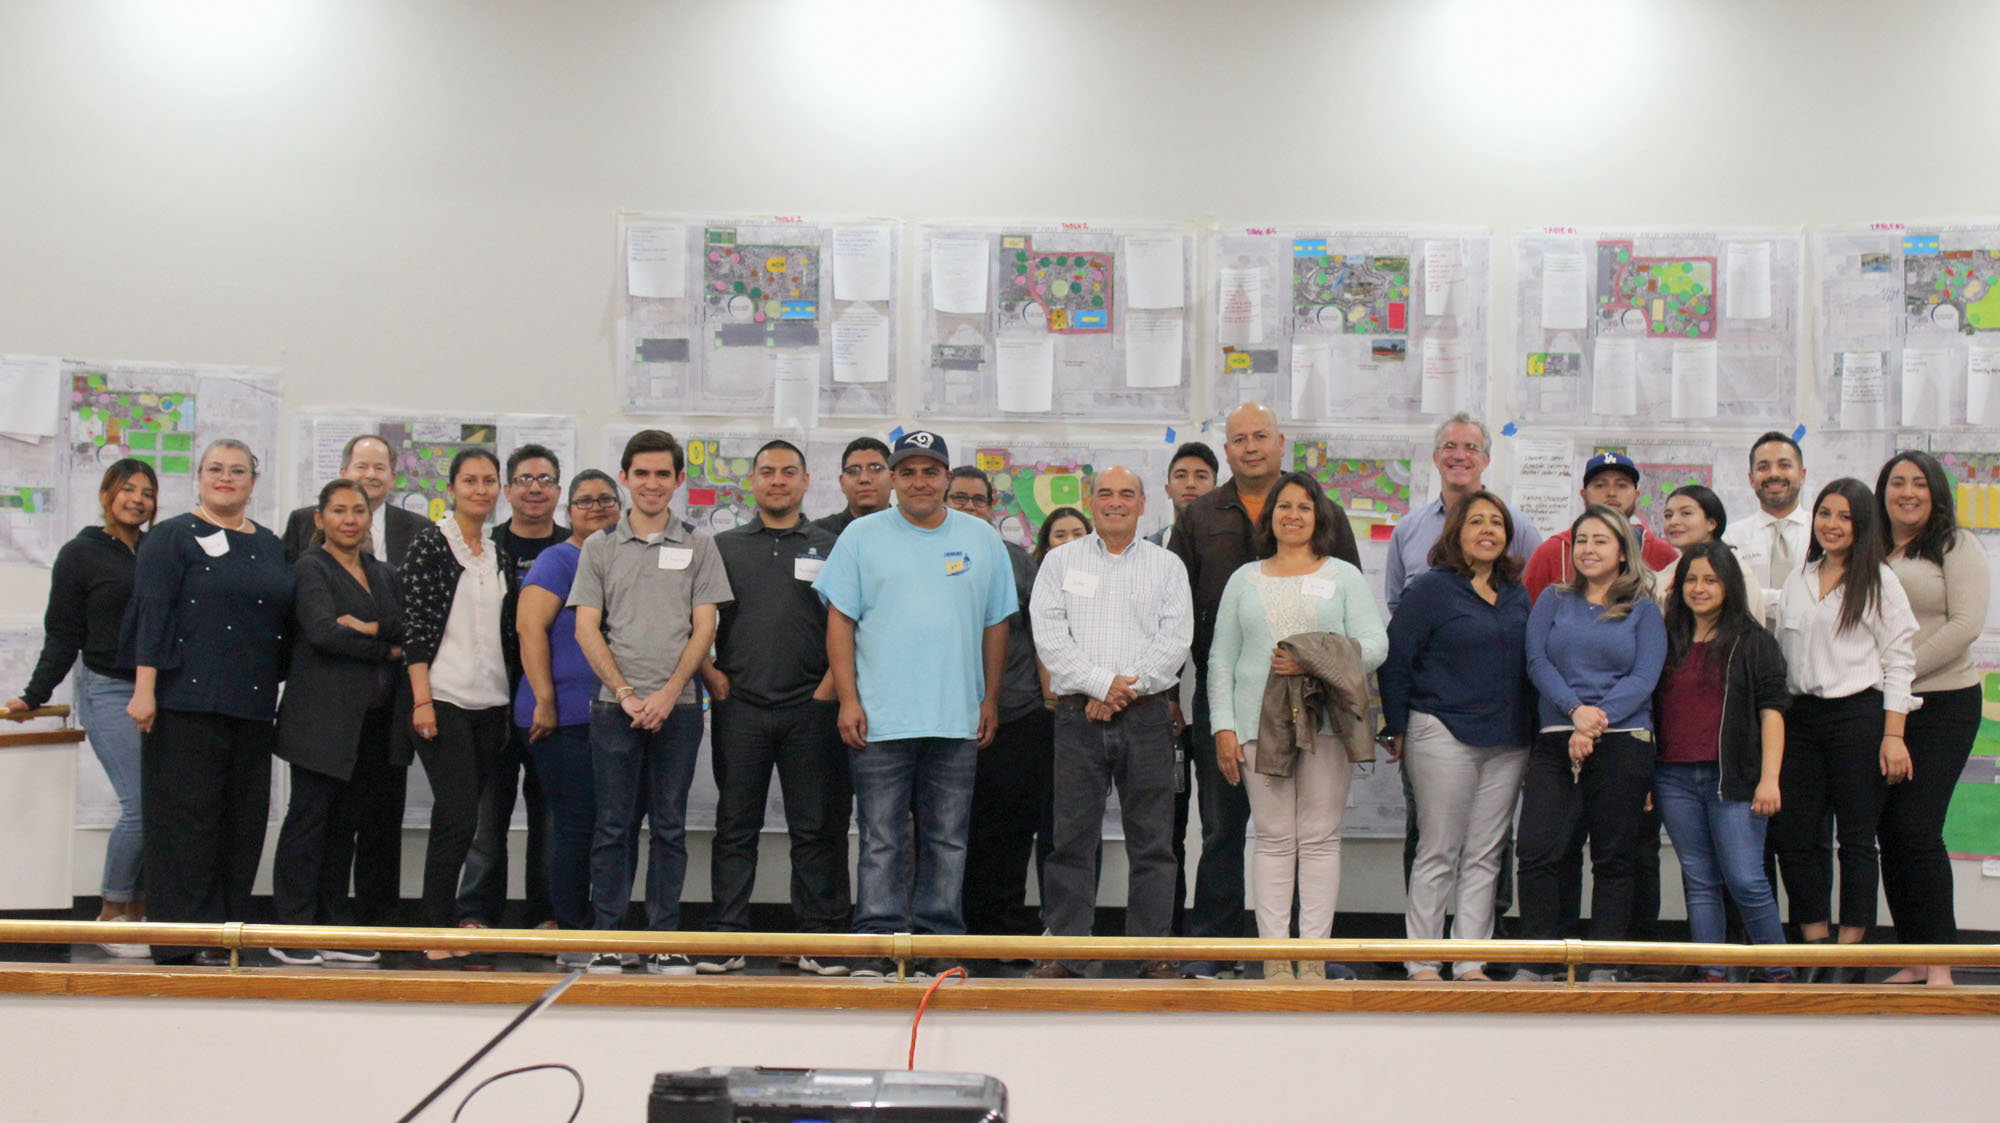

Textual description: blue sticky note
[888,425,905,443]
[1164,427,1177,443]
[1792,423,1807,442]
[1501,421,1519,437]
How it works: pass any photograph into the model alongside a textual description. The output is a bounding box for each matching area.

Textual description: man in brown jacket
[1167,403,1358,977]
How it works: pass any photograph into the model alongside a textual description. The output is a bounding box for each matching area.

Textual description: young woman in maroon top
[1654,541,1793,983]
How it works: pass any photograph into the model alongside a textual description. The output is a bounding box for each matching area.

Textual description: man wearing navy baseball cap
[812,429,1018,978]
[1519,449,1680,603]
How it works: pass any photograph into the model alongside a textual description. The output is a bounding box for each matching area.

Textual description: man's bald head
[1092,464,1145,547]
[1222,402,1284,492]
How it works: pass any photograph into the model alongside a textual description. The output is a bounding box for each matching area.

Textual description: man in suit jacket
[283,433,433,565]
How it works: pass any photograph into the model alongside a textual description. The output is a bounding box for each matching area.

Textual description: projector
[649,1067,1006,1122]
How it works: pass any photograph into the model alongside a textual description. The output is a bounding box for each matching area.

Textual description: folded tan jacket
[1253,632,1376,777]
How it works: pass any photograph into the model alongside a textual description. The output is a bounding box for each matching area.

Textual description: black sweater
[18,526,140,708]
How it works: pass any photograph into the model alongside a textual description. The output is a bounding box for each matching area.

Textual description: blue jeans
[76,666,144,903]
[588,701,702,931]
[1654,761,1788,973]
[530,724,596,930]
[850,736,978,935]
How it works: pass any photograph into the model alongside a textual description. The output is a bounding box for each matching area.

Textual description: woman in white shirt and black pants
[1770,478,1917,981]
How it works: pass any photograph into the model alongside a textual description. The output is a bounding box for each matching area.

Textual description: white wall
[6,994,1998,1122]
[8,0,2000,922]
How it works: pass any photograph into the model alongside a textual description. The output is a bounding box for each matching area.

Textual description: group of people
[7,404,1981,985]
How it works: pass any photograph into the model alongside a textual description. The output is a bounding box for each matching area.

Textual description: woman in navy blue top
[1515,504,1667,980]
[1380,490,1534,981]
[120,439,292,966]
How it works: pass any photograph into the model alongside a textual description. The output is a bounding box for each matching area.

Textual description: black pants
[963,707,1055,936]
[708,697,854,933]
[1170,722,1192,935]
[413,702,510,930]
[272,761,361,927]
[1770,690,1889,930]
[347,709,407,926]
[141,710,274,963]
[456,725,553,926]
[1517,731,1655,953]
[1882,684,1981,945]
[1187,692,1253,941]
[1558,803,1661,939]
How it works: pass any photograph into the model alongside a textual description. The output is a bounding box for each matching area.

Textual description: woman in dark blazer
[270,479,405,965]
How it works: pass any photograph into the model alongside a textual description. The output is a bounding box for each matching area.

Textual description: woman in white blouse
[399,448,518,964]
[1770,477,1917,982]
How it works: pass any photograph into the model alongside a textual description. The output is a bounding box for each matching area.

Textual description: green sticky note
[128,432,158,451]
[162,455,191,474]
[163,432,192,451]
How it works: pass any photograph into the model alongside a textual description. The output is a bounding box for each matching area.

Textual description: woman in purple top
[516,469,622,939]
[1516,505,1667,980]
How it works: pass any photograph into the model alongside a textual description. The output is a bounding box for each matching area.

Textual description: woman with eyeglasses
[119,440,292,966]
[7,459,158,954]
[516,470,622,947]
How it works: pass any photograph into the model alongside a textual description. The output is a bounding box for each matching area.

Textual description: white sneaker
[269,948,324,966]
[695,955,747,974]
[556,952,596,969]
[792,957,851,977]
[97,916,150,959]
[1509,968,1551,983]
[646,953,697,976]
[584,952,627,974]
[318,949,381,967]
[1587,968,1621,983]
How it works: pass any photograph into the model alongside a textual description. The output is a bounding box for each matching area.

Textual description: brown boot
[1263,960,1294,981]
[1026,960,1082,979]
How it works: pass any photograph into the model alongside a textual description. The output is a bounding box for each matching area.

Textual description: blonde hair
[1565,504,1652,623]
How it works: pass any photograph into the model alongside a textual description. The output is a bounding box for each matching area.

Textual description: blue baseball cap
[1583,451,1640,485]
[888,429,950,469]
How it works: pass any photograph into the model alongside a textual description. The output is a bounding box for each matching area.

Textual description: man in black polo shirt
[699,439,852,975]
[813,436,891,538]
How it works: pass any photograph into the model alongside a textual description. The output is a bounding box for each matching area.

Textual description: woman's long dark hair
[1034,506,1091,564]
[1253,471,1346,560]
[1665,483,1727,543]
[1876,450,1960,568]
[1662,541,1760,678]
[1805,477,1888,635]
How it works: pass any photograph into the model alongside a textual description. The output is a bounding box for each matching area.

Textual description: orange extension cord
[906,966,968,1069]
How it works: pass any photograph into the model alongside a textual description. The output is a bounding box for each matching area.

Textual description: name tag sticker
[794,557,825,581]
[1301,576,1335,599]
[1062,569,1100,597]
[658,546,694,571]
[196,532,231,558]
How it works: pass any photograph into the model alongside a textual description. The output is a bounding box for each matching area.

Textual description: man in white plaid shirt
[1026,466,1193,979]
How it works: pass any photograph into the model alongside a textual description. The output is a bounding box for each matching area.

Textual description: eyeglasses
[202,465,252,480]
[946,493,992,508]
[511,473,558,489]
[570,496,620,510]
[1437,441,1486,457]
[842,463,888,477]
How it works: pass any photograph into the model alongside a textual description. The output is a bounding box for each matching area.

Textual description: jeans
[1653,761,1787,973]
[850,736,978,935]
[456,725,552,926]
[75,666,143,903]
[1187,693,1252,940]
[963,707,1054,936]
[1044,696,1176,939]
[1517,731,1655,961]
[1770,690,1889,929]
[588,701,703,931]
[709,697,853,934]
[530,724,596,931]
[1881,685,1981,945]
[413,702,510,930]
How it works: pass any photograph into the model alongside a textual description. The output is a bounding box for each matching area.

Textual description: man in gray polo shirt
[570,429,732,975]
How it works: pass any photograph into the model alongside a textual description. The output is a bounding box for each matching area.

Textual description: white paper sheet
[1124,309,1183,388]
[1420,336,1463,414]
[1670,339,1719,419]
[1289,339,1326,421]
[771,350,820,430]
[1422,240,1467,317]
[1540,248,1589,331]
[831,304,890,384]
[1591,337,1638,416]
[1724,241,1773,320]
[0,355,63,439]
[1839,351,1887,429]
[832,225,894,302]
[1511,436,1578,538]
[1218,265,1262,346]
[626,220,686,299]
[1121,235,1185,310]
[930,236,989,315]
[995,335,1054,413]
[1902,347,1952,428]
[1968,341,2000,426]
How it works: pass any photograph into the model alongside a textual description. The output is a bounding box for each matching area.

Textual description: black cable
[449,1063,585,1123]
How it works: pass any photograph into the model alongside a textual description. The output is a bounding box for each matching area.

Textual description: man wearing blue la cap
[813,429,1016,978]
[1520,450,1680,603]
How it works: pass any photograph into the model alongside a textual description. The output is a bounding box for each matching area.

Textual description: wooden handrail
[2,920,1995,972]
[1,705,71,722]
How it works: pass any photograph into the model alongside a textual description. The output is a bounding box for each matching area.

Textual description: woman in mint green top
[1208,472,1387,980]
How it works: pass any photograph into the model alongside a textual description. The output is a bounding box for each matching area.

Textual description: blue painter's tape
[1501,421,1519,437]
[1164,427,1177,443]
[889,426,905,443]
[1792,423,1807,442]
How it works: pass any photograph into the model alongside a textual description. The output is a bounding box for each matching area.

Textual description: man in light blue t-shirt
[814,429,1015,977]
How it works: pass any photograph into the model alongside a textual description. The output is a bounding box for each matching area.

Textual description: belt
[1054,690,1169,711]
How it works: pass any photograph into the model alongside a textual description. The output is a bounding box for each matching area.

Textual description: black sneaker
[269,948,323,966]
[645,953,697,976]
[915,958,963,979]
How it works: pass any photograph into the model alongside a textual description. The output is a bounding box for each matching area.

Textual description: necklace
[196,504,248,532]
